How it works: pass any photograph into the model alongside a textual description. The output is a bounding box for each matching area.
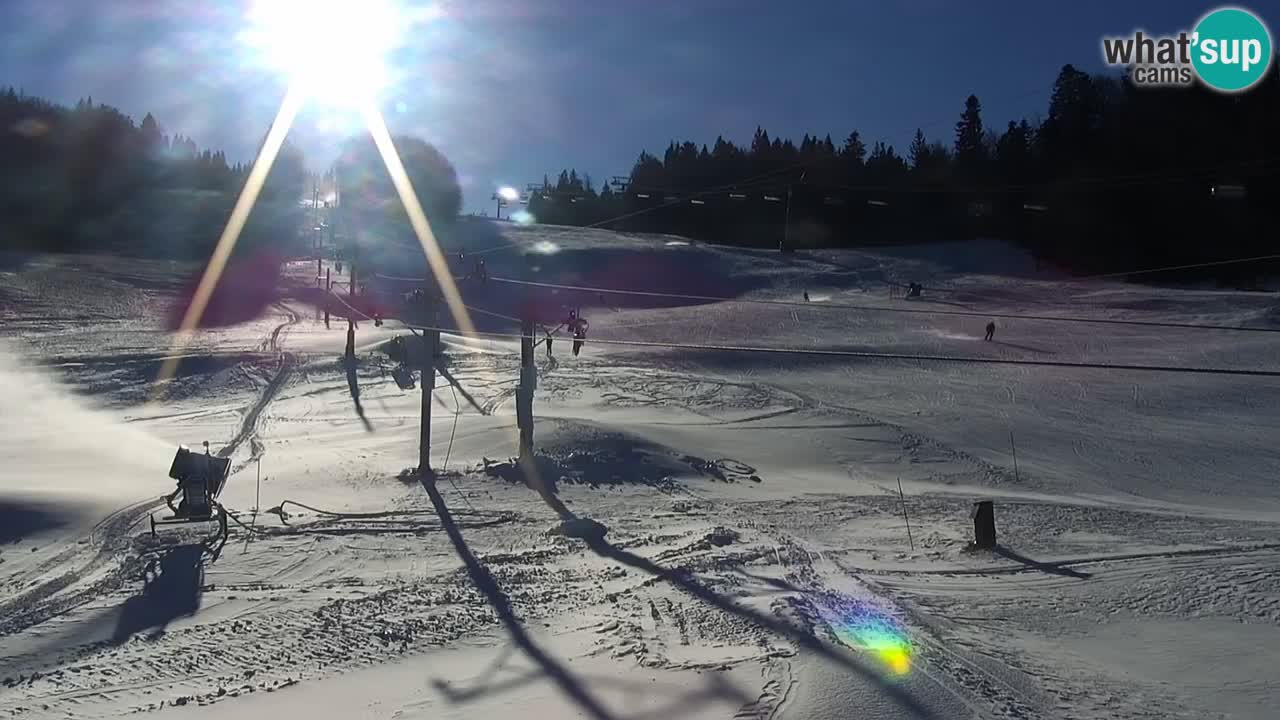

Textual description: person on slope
[984,321,996,342]
[567,309,589,357]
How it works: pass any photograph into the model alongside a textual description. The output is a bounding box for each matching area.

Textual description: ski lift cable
[585,161,810,229]
[374,271,469,284]
[486,276,1280,334]
[328,290,376,322]
[1074,253,1280,282]
[624,154,1280,201]
[881,252,1280,295]
[398,322,1280,378]
[441,385,478,512]
[811,156,1280,196]
[461,302,522,324]
[444,383,461,472]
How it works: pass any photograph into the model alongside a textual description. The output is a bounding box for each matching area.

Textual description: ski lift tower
[781,170,806,254]
[493,186,520,220]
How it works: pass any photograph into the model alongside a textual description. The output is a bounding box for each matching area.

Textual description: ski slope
[1,226,1278,719]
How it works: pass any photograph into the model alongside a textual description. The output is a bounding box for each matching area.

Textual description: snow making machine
[151,441,231,542]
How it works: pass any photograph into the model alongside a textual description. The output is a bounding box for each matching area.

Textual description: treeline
[529,64,1280,283]
[0,88,305,259]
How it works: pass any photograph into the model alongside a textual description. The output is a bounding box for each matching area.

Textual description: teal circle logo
[1191,7,1273,92]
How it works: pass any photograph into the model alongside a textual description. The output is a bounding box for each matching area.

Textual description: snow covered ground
[1,226,1278,719]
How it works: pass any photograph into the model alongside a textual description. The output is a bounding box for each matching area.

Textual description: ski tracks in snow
[0,304,301,644]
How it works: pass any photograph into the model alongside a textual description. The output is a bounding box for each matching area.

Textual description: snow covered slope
[1,226,1277,719]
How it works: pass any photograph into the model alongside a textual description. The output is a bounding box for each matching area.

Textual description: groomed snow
[1,226,1277,719]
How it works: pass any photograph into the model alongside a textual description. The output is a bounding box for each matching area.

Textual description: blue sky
[0,1,1272,212]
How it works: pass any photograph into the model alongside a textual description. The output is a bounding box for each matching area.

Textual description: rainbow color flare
[823,595,914,677]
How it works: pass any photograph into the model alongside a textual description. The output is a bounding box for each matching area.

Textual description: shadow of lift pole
[503,472,939,716]
[412,308,614,719]
[500,304,935,717]
[417,476,617,720]
[577,532,939,719]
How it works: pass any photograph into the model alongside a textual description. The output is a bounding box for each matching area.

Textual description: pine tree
[842,131,866,166]
[908,128,929,170]
[954,94,987,176]
[139,112,163,157]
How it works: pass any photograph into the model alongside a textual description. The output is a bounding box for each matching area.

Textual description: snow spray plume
[0,347,173,500]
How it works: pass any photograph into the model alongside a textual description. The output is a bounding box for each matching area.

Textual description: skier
[568,309,589,357]
[803,291,810,302]
[984,321,995,342]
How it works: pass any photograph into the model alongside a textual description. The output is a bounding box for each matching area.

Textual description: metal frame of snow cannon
[151,441,230,542]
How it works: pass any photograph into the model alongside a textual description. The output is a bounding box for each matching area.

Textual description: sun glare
[247,0,400,105]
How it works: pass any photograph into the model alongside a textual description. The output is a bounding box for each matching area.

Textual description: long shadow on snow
[46,351,276,405]
[482,421,759,489]
[993,545,1092,580]
[111,543,210,643]
[418,477,751,720]
[510,476,940,719]
[0,499,71,544]
[343,355,374,432]
[435,656,751,720]
[417,477,617,720]
[989,340,1055,355]
[580,536,939,719]
[365,243,775,331]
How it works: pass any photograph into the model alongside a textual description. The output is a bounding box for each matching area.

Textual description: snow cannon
[152,441,231,541]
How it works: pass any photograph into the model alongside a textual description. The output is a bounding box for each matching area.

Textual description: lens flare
[820,594,913,676]
[151,88,305,401]
[359,102,476,338]
[245,0,400,106]
[498,186,520,202]
[511,210,535,225]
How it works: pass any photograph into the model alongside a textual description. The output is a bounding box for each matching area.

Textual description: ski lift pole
[517,318,535,466]
[419,302,438,480]
[782,170,806,253]
[783,183,793,252]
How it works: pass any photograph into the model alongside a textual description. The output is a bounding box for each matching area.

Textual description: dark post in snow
[971,500,996,549]
[1009,431,1020,484]
[517,318,535,466]
[419,303,438,480]
[780,171,805,254]
[782,183,793,253]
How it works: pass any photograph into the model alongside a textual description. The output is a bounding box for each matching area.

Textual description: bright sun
[246,0,400,106]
